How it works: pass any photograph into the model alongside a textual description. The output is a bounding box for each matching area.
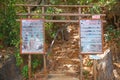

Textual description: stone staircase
[47,24,80,79]
[33,24,94,80]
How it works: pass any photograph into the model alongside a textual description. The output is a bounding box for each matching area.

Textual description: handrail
[47,23,71,55]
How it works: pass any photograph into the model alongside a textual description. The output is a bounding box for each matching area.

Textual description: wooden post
[79,55,83,80]
[78,7,82,20]
[27,6,32,80]
[93,59,97,80]
[42,4,45,19]
[43,54,47,73]
[78,7,83,80]
[27,6,31,18]
[28,54,32,79]
[42,4,47,74]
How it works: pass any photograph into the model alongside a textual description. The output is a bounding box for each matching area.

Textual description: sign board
[89,55,101,60]
[79,19,103,54]
[20,19,45,54]
[92,15,100,19]
[89,48,110,60]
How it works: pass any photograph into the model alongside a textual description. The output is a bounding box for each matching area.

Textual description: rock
[2,50,6,53]
[0,55,22,80]
[0,55,2,59]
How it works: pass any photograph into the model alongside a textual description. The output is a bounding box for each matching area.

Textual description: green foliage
[0,33,3,40]
[45,22,56,42]
[86,60,93,67]
[49,0,116,5]
[15,51,23,66]
[50,0,93,5]
[0,0,19,46]
[106,25,120,46]
[15,53,42,79]
[83,70,89,78]
[32,58,41,69]
[15,51,42,79]
[90,4,101,14]
[0,45,3,49]
[22,65,28,79]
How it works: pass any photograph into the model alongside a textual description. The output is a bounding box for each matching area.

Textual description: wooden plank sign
[20,19,45,54]
[79,19,103,54]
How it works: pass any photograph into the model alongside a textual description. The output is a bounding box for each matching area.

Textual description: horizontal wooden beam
[15,4,104,8]
[43,13,106,16]
[45,20,78,23]
[16,13,106,16]
[16,19,79,23]
[16,19,106,23]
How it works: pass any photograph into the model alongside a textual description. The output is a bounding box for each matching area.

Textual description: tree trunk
[97,49,114,80]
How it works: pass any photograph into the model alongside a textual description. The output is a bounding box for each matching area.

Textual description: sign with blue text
[20,19,45,54]
[79,19,103,54]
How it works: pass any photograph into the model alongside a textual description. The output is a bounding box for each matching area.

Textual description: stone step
[35,73,79,80]
[50,57,80,64]
[56,58,80,62]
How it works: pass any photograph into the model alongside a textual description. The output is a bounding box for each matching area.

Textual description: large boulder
[0,55,21,80]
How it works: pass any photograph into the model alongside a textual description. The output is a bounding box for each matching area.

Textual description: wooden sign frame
[79,19,103,54]
[20,19,45,54]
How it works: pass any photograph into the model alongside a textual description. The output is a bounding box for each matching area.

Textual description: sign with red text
[79,19,103,54]
[92,15,100,19]
[20,19,45,54]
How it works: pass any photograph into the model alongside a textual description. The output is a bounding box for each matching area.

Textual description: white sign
[80,19,103,54]
[89,49,110,59]
[89,55,101,60]
[20,19,45,54]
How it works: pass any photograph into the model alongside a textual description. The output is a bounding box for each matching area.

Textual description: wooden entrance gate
[16,4,106,80]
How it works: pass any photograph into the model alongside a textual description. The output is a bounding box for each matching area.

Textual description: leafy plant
[106,25,120,46]
[83,70,89,78]
[22,65,28,79]
[0,45,3,49]
[15,51,23,66]
[32,60,39,69]
[90,4,101,14]
[15,52,42,79]
[0,0,19,46]
[86,60,93,67]
[32,58,41,69]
